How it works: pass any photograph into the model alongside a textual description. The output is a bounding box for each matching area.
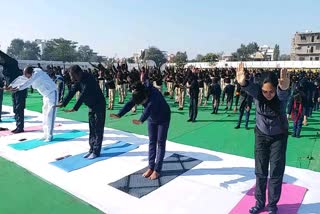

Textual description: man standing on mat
[11,67,58,142]
[110,82,171,180]
[0,50,27,133]
[55,65,106,159]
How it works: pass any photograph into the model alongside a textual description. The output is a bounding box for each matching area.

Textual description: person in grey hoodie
[236,63,290,214]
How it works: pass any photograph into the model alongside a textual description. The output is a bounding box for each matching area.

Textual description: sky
[0,0,320,59]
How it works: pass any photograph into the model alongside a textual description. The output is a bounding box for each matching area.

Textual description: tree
[77,45,94,61]
[20,41,40,60]
[172,51,188,68]
[201,53,218,62]
[273,44,280,61]
[143,46,167,66]
[195,54,204,62]
[246,42,259,55]
[7,39,25,59]
[42,38,78,62]
[279,54,291,61]
[126,57,135,63]
[232,42,259,61]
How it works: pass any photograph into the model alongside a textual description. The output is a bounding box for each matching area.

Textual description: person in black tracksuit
[56,65,106,159]
[234,88,253,129]
[222,78,235,110]
[233,81,241,112]
[0,51,27,133]
[205,77,221,114]
[237,63,290,214]
[187,73,199,122]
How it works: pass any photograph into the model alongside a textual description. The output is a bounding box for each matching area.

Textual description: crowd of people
[1,50,320,213]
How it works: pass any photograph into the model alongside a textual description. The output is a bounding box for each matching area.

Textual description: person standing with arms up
[236,62,290,214]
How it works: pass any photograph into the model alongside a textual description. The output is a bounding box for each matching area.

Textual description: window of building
[316,45,320,50]
[315,57,319,61]
[310,47,314,53]
[317,35,320,40]
[299,57,305,61]
[310,57,313,61]
[301,35,306,40]
[312,36,315,42]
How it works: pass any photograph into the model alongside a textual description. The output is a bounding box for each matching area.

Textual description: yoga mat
[8,130,87,151]
[1,116,32,123]
[0,124,62,137]
[109,153,203,198]
[50,141,139,172]
[229,183,308,214]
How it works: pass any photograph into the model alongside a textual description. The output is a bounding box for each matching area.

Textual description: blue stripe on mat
[50,141,139,172]
[1,116,32,123]
[8,130,87,151]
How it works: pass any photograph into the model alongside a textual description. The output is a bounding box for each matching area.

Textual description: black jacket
[62,72,106,112]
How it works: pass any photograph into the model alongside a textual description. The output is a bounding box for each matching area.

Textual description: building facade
[291,31,320,61]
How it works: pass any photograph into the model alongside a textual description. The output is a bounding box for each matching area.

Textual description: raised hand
[278,68,290,90]
[236,62,246,86]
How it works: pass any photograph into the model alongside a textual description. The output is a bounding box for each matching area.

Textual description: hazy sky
[0,0,319,59]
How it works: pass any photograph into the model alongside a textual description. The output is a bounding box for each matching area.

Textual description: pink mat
[0,124,62,137]
[229,183,307,214]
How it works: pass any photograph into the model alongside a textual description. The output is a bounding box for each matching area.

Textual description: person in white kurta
[13,67,58,142]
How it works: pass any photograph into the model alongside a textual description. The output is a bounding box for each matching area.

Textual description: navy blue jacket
[118,84,171,124]
[243,81,290,135]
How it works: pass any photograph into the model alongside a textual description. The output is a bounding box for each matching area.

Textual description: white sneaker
[44,136,53,142]
[39,136,47,141]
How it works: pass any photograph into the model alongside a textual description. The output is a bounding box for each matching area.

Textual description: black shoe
[249,205,264,214]
[234,125,240,129]
[291,133,296,137]
[0,127,9,131]
[11,129,24,134]
[224,107,228,110]
[187,119,192,122]
[245,126,249,130]
[211,111,215,114]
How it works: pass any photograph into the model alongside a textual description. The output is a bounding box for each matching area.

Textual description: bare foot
[149,171,160,180]
[142,169,153,178]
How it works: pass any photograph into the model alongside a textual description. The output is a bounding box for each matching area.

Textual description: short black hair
[69,65,83,75]
[131,83,149,105]
[24,66,34,75]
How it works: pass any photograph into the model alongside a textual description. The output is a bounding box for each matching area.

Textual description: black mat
[109,153,202,198]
